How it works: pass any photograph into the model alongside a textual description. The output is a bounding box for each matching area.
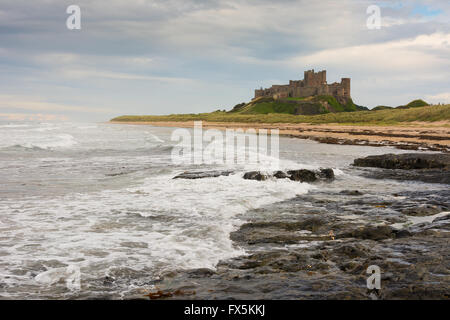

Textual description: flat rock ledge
[353,153,450,184]
[353,153,450,170]
[173,170,233,179]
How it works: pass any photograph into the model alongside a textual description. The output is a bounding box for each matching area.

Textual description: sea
[0,121,444,299]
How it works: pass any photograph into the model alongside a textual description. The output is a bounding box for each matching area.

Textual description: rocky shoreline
[132,153,450,300]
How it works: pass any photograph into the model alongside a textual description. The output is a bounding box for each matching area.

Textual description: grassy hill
[395,99,429,109]
[374,99,430,111]
[372,105,393,111]
[111,104,450,126]
[228,95,366,115]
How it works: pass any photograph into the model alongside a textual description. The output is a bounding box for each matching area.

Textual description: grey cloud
[0,0,449,120]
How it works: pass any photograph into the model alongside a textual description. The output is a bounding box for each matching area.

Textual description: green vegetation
[284,97,308,101]
[372,105,393,111]
[396,99,429,109]
[371,100,428,111]
[112,104,450,126]
[227,95,363,116]
[241,99,298,114]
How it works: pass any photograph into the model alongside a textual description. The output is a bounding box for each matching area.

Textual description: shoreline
[110,120,450,152]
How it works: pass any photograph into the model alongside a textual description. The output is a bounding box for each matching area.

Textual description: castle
[254,70,351,103]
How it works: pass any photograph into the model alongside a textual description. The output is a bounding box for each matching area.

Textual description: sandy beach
[110,121,450,152]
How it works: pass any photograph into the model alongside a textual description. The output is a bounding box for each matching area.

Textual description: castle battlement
[254,70,351,102]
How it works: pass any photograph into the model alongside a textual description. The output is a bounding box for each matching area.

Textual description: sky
[0,0,449,122]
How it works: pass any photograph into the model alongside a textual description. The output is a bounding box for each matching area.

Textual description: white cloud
[425,92,450,104]
[289,32,450,73]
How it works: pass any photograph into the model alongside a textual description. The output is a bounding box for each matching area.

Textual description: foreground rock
[134,188,449,300]
[353,153,450,184]
[242,171,269,181]
[353,153,450,170]
[243,168,335,182]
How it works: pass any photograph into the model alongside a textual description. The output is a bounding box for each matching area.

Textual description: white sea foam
[0,170,312,296]
[17,134,77,149]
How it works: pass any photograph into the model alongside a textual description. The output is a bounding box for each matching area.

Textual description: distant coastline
[110,104,450,152]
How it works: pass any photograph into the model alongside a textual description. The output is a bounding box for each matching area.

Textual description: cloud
[0,113,69,121]
[0,95,114,113]
[289,32,450,74]
[0,0,449,117]
[426,92,450,104]
[59,68,197,84]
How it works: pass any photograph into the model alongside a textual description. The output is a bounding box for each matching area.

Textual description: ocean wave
[31,127,60,132]
[0,124,31,128]
[2,134,77,150]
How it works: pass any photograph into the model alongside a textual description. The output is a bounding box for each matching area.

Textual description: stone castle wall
[254,70,351,101]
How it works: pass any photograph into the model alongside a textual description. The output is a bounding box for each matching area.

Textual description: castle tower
[341,78,351,98]
[304,69,327,87]
[318,70,326,84]
[304,69,313,86]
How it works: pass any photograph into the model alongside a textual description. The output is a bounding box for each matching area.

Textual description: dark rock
[317,168,335,180]
[353,153,450,184]
[353,153,450,170]
[360,168,450,184]
[230,218,329,245]
[142,188,450,300]
[393,229,412,238]
[337,225,396,240]
[242,168,335,183]
[186,268,215,278]
[273,171,289,179]
[173,170,233,179]
[401,204,442,216]
[287,169,317,182]
[340,190,364,196]
[332,244,370,259]
[243,171,269,181]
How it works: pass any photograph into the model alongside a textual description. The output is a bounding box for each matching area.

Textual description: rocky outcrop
[173,168,335,183]
[287,169,317,182]
[173,170,233,179]
[353,153,450,170]
[242,171,269,181]
[137,188,450,300]
[243,168,335,182]
[353,153,450,184]
[128,155,449,300]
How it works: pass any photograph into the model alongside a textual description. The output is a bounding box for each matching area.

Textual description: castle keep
[254,70,351,103]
